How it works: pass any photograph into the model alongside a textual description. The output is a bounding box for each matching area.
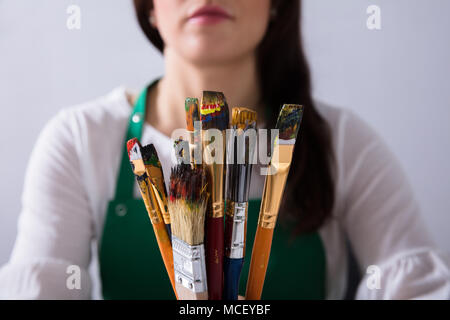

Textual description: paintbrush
[185,98,201,167]
[200,91,229,300]
[224,108,257,300]
[245,104,304,300]
[168,164,209,300]
[140,144,172,240]
[126,138,178,299]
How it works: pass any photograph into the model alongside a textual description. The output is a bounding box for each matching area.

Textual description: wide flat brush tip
[141,144,162,167]
[200,91,229,131]
[276,104,304,141]
[127,138,141,156]
[231,107,257,129]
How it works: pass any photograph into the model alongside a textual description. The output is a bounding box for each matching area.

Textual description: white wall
[0,0,449,268]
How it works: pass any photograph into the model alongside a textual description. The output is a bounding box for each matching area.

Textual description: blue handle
[223,257,244,300]
[166,224,172,243]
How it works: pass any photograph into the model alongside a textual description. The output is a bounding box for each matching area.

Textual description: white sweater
[0,86,448,299]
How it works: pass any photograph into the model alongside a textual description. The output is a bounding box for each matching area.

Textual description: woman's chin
[180,43,243,66]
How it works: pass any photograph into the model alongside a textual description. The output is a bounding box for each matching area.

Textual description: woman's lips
[188,5,233,25]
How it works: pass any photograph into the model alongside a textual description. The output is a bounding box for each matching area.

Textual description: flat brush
[200,91,229,300]
[168,164,209,300]
[245,104,304,300]
[126,138,177,299]
[141,144,172,240]
[224,107,257,300]
[185,98,201,167]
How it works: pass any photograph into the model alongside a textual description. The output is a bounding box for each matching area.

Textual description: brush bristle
[127,138,145,162]
[231,107,257,130]
[200,91,229,131]
[276,104,304,141]
[127,138,141,156]
[185,98,200,132]
[168,164,208,246]
[141,144,162,167]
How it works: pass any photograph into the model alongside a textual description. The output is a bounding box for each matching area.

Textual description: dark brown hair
[133,0,335,234]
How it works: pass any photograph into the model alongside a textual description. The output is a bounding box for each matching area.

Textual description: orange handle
[152,221,178,300]
[245,226,274,300]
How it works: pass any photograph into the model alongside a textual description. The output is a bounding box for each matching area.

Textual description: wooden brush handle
[152,221,178,300]
[205,216,224,300]
[176,283,208,300]
[245,226,274,300]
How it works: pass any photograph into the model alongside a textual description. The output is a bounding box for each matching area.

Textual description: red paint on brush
[127,138,139,156]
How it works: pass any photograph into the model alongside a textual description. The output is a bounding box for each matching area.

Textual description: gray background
[1,0,449,269]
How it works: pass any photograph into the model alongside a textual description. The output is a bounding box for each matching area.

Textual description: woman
[0,0,449,299]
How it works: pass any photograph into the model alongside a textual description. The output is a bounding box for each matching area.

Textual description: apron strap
[113,80,158,200]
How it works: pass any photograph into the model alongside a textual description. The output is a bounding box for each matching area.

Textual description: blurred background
[1,0,449,270]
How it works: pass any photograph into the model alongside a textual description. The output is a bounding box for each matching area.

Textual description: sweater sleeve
[0,109,93,299]
[338,110,450,299]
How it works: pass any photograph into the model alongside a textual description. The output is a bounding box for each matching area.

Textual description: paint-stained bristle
[276,104,304,141]
[141,144,162,167]
[185,98,200,132]
[217,92,230,130]
[127,138,145,164]
[127,138,141,156]
[231,107,257,130]
[200,91,229,131]
[168,164,208,246]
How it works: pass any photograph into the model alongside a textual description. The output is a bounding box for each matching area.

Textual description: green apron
[98,82,327,300]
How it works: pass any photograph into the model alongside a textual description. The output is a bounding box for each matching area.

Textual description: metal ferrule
[136,178,162,225]
[225,201,248,259]
[150,183,170,225]
[172,236,208,294]
[147,167,170,225]
[257,143,295,229]
[202,130,225,218]
[211,200,224,218]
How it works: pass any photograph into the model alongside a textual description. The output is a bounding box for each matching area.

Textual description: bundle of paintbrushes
[168,164,209,300]
[126,138,177,299]
[127,91,304,300]
[223,108,257,300]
